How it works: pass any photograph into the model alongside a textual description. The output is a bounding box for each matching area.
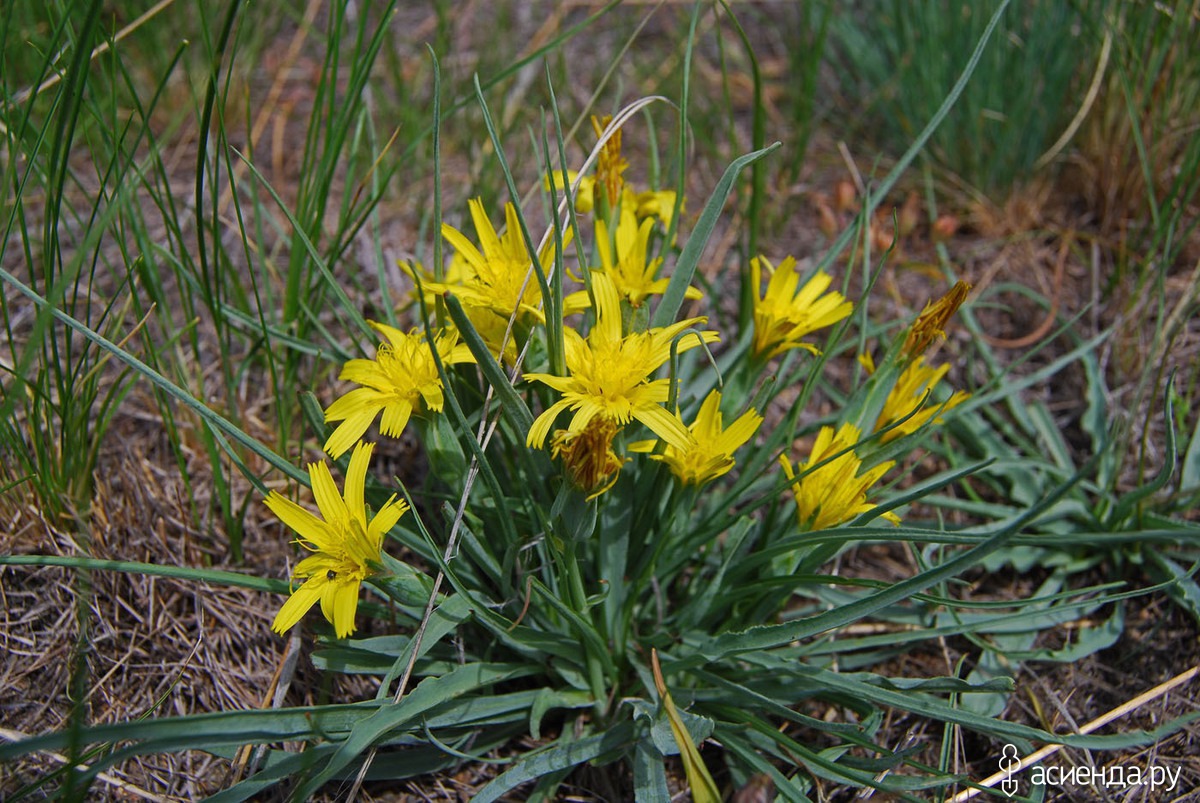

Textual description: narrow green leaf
[696,456,1100,662]
[652,142,780,329]
[0,266,302,483]
[472,722,636,803]
[632,739,671,802]
[295,662,534,796]
[0,554,286,593]
[442,293,534,434]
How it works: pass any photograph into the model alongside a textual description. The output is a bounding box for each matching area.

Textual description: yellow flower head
[524,272,719,451]
[630,390,762,486]
[323,323,475,458]
[634,188,681,229]
[751,255,854,359]
[779,423,900,531]
[544,169,596,214]
[550,417,625,499]
[398,254,472,310]
[436,198,578,323]
[874,356,969,442]
[592,115,628,207]
[592,208,701,308]
[266,441,409,638]
[903,280,971,358]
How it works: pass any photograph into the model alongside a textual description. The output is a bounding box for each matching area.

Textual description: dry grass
[2,3,1199,800]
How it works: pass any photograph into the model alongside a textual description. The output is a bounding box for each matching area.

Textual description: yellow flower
[323,323,475,458]
[903,280,971,358]
[550,417,625,499]
[524,272,718,451]
[435,198,579,323]
[592,115,628,207]
[266,441,409,638]
[544,169,596,213]
[634,188,681,229]
[398,257,526,365]
[630,390,762,486]
[751,255,854,359]
[591,209,701,308]
[779,423,899,530]
[398,254,472,310]
[873,356,969,442]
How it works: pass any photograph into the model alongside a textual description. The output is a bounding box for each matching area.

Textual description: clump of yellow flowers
[261,111,970,652]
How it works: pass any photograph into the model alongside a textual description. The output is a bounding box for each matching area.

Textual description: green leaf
[0,266,302,484]
[720,731,813,803]
[1183,406,1200,492]
[651,142,781,329]
[374,553,438,608]
[529,689,593,741]
[471,722,637,803]
[1146,552,1200,624]
[442,292,535,435]
[295,662,534,796]
[0,703,380,763]
[1109,380,1179,525]
[0,554,287,593]
[378,593,473,694]
[632,739,671,802]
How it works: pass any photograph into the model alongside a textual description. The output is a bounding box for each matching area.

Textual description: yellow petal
[633,404,692,452]
[378,399,415,439]
[263,493,337,551]
[329,578,362,638]
[324,387,387,423]
[323,409,379,459]
[343,441,373,527]
[469,198,505,261]
[368,495,409,546]
[271,576,324,634]
[591,272,623,344]
[309,459,348,529]
[527,398,574,448]
[442,222,486,273]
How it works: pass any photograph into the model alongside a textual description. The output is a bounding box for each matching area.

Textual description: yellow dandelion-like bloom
[592,115,628,207]
[398,254,472,310]
[779,423,900,531]
[630,390,762,486]
[751,255,854,359]
[323,323,475,458]
[550,417,625,499]
[544,169,596,214]
[873,356,969,442]
[524,272,718,451]
[457,307,522,366]
[266,441,409,638]
[634,188,681,230]
[432,198,579,323]
[590,209,701,308]
[398,257,525,366]
[903,280,971,358]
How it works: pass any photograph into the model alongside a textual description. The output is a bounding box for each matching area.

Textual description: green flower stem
[621,482,697,654]
[561,537,609,719]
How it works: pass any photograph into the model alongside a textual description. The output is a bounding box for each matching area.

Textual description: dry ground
[3,2,1199,800]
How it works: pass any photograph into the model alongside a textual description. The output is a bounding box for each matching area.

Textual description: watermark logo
[992,744,1181,797]
[998,744,1020,797]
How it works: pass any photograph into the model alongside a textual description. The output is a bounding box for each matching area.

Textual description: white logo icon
[998,744,1020,797]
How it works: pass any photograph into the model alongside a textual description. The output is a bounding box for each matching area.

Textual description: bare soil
[3,2,1199,800]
